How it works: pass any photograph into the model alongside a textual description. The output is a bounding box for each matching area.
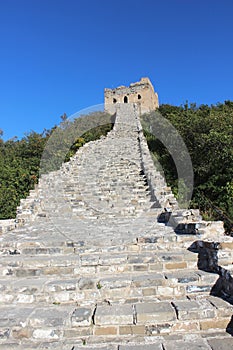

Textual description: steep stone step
[1,231,232,283]
[0,268,220,305]
[82,297,233,341]
[0,297,232,347]
[0,247,203,276]
[1,336,233,350]
[2,223,226,255]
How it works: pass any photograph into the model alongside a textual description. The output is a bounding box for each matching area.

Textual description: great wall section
[0,79,233,349]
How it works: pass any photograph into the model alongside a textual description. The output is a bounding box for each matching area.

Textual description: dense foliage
[0,103,232,234]
[0,130,51,219]
[144,101,233,233]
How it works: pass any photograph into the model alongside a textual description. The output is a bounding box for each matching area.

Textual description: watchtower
[104,77,159,115]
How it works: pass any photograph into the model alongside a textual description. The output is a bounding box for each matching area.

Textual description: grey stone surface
[95,304,134,325]
[172,300,215,320]
[136,302,176,323]
[164,338,211,350]
[73,347,118,350]
[120,344,163,350]
[71,307,94,326]
[207,338,233,350]
[78,277,95,290]
[0,307,34,327]
[29,307,72,327]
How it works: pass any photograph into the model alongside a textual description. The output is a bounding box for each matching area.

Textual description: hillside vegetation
[145,101,233,233]
[0,103,232,233]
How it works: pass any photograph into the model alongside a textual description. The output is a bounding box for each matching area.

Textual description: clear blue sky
[0,0,233,140]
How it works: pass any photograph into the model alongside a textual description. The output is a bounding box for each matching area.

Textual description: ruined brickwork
[104,77,159,115]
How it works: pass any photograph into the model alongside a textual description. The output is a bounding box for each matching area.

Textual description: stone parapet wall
[135,107,178,210]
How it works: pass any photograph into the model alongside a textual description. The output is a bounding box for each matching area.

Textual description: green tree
[143,101,233,232]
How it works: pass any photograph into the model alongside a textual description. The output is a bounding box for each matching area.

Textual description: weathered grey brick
[120,344,163,350]
[71,307,94,327]
[207,338,233,350]
[136,302,176,324]
[95,304,133,325]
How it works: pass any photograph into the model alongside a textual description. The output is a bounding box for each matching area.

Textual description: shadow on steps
[188,240,233,336]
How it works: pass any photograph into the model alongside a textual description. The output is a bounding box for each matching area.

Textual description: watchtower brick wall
[104,77,159,115]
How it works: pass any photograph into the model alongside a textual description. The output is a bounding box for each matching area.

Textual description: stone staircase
[0,103,233,349]
[15,104,178,225]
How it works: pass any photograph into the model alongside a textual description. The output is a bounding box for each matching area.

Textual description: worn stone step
[0,268,221,306]
[0,297,232,346]
[0,240,231,300]
[2,227,214,255]
[93,297,233,326]
[0,284,214,306]
[1,336,233,350]
[0,252,212,281]
[0,235,200,258]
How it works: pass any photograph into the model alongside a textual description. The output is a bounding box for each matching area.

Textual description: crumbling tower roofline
[104,77,159,115]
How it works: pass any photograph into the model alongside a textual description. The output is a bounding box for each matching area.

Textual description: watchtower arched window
[124,96,128,103]
[113,98,117,104]
[138,94,141,100]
